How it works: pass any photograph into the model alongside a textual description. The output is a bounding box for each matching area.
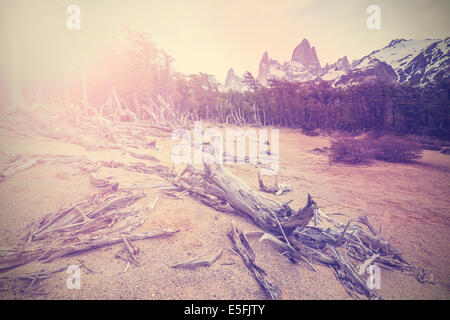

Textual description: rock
[257,51,281,86]
[291,39,321,73]
[224,68,244,91]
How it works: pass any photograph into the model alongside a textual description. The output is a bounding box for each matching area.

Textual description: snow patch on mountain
[224,37,449,90]
[350,38,449,87]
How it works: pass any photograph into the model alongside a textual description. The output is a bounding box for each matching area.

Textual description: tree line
[2,28,449,140]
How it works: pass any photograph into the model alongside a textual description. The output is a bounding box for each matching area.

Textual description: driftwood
[0,188,175,273]
[173,162,315,236]
[1,229,177,272]
[0,154,93,182]
[18,190,148,243]
[0,152,172,187]
[89,172,119,190]
[0,155,43,182]
[326,244,380,299]
[122,235,140,264]
[240,215,426,300]
[171,249,223,269]
[115,235,142,267]
[228,223,282,300]
[40,231,177,263]
[0,266,67,296]
[168,152,433,299]
[0,108,435,299]
[109,145,160,162]
[257,170,292,196]
[0,266,67,282]
[0,95,182,166]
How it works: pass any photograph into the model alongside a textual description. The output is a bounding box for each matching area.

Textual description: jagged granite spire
[257,51,272,86]
[291,39,321,73]
[224,68,243,91]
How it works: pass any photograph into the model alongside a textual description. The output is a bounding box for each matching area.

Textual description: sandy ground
[0,123,449,300]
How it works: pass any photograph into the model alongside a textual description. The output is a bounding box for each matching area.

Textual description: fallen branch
[89,172,119,190]
[0,188,170,273]
[171,249,223,269]
[111,145,160,163]
[0,266,67,296]
[40,230,178,263]
[227,222,282,300]
[121,235,140,265]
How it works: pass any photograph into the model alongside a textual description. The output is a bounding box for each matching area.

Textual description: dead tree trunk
[175,161,316,235]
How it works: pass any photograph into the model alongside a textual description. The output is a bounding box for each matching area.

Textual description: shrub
[301,126,320,137]
[329,138,375,164]
[329,135,423,165]
[370,136,422,162]
[404,135,449,151]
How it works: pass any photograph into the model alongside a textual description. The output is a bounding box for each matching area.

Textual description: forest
[2,29,449,141]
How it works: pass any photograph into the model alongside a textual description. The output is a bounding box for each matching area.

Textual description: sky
[1,0,449,83]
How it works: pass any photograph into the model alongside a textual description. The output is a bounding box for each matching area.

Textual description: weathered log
[200,162,315,235]
[172,161,315,235]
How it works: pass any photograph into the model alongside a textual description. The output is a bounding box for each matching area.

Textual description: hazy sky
[1,0,449,83]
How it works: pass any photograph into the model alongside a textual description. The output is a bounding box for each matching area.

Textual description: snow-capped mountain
[223,37,449,90]
[332,59,398,88]
[349,38,450,87]
[318,56,350,81]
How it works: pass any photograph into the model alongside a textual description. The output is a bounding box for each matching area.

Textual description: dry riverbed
[0,124,449,299]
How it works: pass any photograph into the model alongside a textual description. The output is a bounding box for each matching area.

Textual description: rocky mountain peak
[257,51,279,86]
[225,37,448,91]
[225,68,243,91]
[291,38,321,72]
[226,67,235,78]
[336,56,350,71]
[387,39,407,48]
[261,51,269,64]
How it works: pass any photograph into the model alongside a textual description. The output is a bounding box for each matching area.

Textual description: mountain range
[224,37,450,91]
